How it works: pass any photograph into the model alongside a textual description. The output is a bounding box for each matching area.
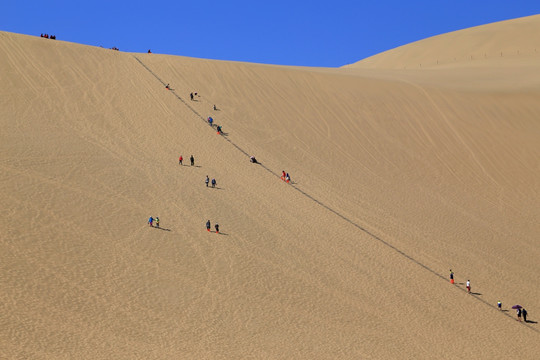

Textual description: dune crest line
[131,55,538,332]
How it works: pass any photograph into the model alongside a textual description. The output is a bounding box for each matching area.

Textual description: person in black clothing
[206,220,211,232]
[522,308,528,322]
[211,178,216,188]
[190,155,194,166]
[190,92,194,101]
[215,223,219,233]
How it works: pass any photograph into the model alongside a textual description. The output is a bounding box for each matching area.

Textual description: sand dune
[1,16,539,359]
[346,14,540,70]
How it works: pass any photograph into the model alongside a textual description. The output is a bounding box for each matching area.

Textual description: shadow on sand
[154,227,171,232]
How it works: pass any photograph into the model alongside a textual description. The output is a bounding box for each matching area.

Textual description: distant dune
[346,14,540,69]
[1,15,539,359]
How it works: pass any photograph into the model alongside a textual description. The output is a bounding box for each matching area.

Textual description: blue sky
[2,1,539,67]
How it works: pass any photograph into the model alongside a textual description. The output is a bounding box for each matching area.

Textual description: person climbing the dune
[206,220,211,232]
[211,178,216,188]
[179,155,183,165]
[190,155,195,166]
[205,175,210,187]
[215,223,220,234]
[148,216,154,227]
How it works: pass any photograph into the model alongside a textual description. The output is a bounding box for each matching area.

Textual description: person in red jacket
[179,155,183,165]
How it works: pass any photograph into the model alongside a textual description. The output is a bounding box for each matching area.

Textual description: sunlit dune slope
[346,14,540,69]
[1,23,539,360]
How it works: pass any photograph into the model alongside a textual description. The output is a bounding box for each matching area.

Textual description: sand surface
[1,15,539,359]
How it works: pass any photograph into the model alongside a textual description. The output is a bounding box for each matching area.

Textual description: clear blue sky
[2,1,539,67]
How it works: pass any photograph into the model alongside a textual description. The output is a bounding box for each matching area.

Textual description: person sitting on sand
[250,156,258,164]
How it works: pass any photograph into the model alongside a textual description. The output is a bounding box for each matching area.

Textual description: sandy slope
[1,17,539,359]
[346,14,540,70]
